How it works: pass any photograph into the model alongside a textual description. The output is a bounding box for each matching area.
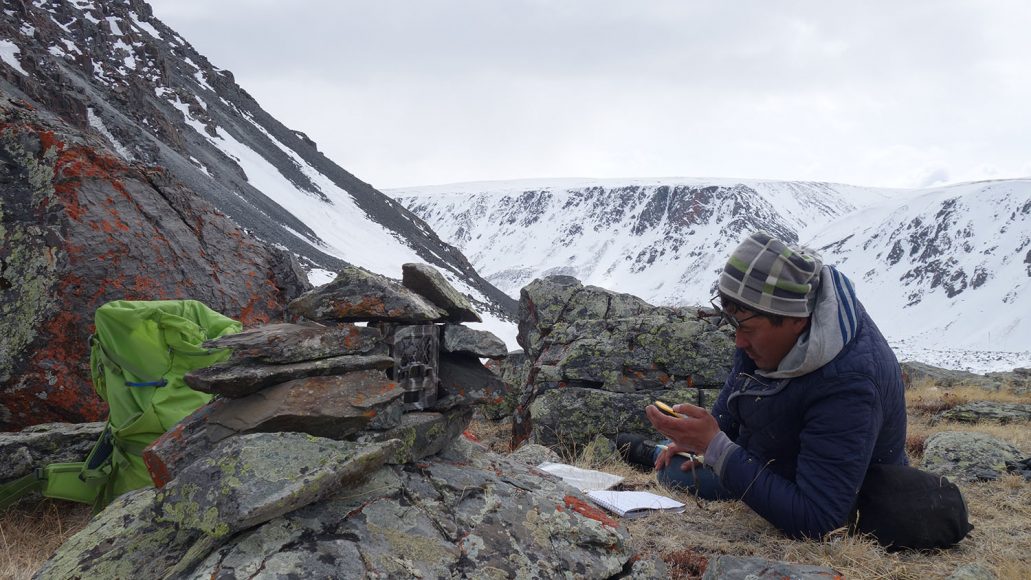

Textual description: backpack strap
[0,472,44,511]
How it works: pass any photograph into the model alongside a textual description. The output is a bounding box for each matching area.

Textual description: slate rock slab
[939,401,1031,424]
[701,555,842,579]
[435,353,510,410]
[402,262,481,322]
[204,322,384,364]
[922,431,1023,482]
[0,422,103,482]
[357,408,473,464]
[184,353,394,397]
[288,266,446,323]
[442,323,507,358]
[155,432,402,539]
[35,488,212,580]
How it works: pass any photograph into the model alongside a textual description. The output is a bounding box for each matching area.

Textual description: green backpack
[0,300,241,512]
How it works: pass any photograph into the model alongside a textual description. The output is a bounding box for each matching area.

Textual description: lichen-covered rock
[0,422,103,482]
[900,361,1003,390]
[287,266,446,323]
[204,322,384,364]
[509,442,562,466]
[184,353,393,397]
[517,276,653,360]
[357,409,473,464]
[402,262,481,322]
[175,436,635,579]
[512,276,733,450]
[922,431,1023,482]
[945,563,998,580]
[442,323,507,358]
[939,401,1031,424]
[155,433,401,539]
[0,100,310,431]
[701,555,842,579]
[35,488,210,580]
[528,386,710,451]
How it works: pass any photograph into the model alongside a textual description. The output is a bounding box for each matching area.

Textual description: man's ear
[788,316,810,336]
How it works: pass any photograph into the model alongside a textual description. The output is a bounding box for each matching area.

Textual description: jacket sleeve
[709,353,742,441]
[716,375,883,539]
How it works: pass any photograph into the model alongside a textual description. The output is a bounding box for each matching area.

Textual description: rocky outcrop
[0,96,310,431]
[921,431,1023,482]
[512,276,735,451]
[37,267,642,577]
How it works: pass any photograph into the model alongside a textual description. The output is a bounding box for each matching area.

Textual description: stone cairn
[37,264,646,579]
[143,262,509,486]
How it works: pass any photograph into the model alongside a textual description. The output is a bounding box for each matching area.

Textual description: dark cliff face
[0,0,514,317]
[0,97,311,429]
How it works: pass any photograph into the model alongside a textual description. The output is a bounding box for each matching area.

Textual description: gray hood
[758,265,860,380]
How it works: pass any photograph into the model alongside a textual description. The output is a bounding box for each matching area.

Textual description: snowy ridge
[0,0,515,320]
[392,178,1031,372]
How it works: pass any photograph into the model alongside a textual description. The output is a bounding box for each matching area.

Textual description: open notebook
[585,490,685,518]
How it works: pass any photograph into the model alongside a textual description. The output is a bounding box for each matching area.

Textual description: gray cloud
[149,0,1031,189]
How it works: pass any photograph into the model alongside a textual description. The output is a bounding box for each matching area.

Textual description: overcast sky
[147,0,1031,191]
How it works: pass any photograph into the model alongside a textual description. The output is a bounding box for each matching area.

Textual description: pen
[655,444,703,463]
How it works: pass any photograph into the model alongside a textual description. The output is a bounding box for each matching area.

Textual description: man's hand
[645,402,720,470]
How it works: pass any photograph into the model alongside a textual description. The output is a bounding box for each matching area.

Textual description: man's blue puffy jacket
[710,300,908,539]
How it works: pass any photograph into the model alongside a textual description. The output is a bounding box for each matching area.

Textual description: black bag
[851,464,973,551]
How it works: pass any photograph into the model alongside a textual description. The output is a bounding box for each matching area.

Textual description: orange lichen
[562,495,620,528]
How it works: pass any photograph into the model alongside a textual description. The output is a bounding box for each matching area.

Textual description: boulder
[512,276,733,450]
[287,266,446,323]
[441,324,507,358]
[0,100,310,431]
[921,431,1023,482]
[204,322,384,364]
[184,353,394,398]
[528,386,712,449]
[402,262,481,322]
[154,433,401,539]
[0,422,104,482]
[939,401,1031,424]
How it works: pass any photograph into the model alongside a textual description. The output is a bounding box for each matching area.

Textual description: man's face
[726,306,809,371]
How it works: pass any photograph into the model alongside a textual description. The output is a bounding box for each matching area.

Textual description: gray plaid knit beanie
[718,231,823,317]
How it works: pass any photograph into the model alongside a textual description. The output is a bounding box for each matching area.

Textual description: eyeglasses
[709,296,759,329]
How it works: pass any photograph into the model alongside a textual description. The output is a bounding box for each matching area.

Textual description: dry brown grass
[3,380,1027,579]
[0,499,91,580]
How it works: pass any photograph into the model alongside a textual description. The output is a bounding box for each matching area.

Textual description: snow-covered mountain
[391,177,1031,372]
[0,0,515,329]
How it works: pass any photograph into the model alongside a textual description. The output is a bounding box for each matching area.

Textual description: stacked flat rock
[42,265,648,578]
[145,264,509,487]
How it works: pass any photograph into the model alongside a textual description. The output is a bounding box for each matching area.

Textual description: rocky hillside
[0,0,514,318]
[391,177,1031,371]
